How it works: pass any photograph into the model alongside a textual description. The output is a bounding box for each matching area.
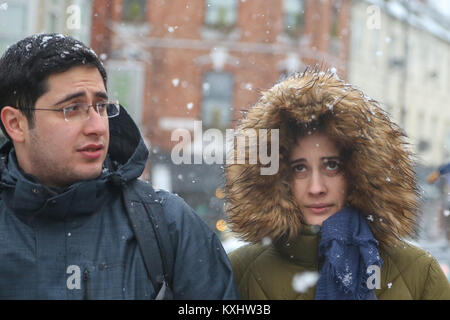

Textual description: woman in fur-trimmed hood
[226,68,450,300]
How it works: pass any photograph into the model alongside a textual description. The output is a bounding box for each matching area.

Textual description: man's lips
[77,144,104,160]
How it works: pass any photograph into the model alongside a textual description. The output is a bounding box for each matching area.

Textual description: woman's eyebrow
[322,156,341,161]
[289,158,306,165]
[290,156,341,165]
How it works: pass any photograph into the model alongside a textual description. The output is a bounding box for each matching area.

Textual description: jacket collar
[1,150,108,223]
[274,224,321,269]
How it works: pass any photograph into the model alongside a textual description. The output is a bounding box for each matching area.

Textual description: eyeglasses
[31,101,120,122]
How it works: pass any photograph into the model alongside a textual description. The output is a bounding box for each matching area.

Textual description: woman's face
[289,132,348,226]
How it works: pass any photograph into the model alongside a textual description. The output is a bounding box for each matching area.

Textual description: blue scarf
[314,207,383,300]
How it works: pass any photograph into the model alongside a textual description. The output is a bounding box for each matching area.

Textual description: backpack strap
[122,179,174,299]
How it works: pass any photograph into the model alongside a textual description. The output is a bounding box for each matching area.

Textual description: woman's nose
[308,170,327,196]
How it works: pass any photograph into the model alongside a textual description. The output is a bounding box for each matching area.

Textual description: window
[445,128,450,159]
[45,0,64,32]
[204,0,237,30]
[329,0,341,54]
[106,60,145,125]
[202,72,233,130]
[152,164,172,193]
[68,0,93,45]
[284,0,305,37]
[0,0,29,53]
[122,0,147,24]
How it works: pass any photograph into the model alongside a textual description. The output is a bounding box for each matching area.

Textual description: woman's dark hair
[0,33,107,138]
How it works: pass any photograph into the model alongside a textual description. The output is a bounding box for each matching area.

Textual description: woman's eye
[293,165,306,173]
[325,160,340,171]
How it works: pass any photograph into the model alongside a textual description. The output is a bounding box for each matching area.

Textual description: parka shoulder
[229,244,317,300]
[229,241,450,300]
[377,242,450,300]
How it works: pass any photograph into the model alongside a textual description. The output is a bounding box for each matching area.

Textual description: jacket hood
[0,105,148,219]
[225,68,420,247]
[105,104,149,182]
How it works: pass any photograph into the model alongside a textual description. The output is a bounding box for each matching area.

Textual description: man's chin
[62,169,104,187]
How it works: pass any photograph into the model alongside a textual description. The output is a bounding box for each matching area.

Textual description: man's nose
[308,170,327,196]
[83,107,108,136]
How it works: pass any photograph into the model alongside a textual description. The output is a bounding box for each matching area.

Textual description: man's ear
[1,106,28,143]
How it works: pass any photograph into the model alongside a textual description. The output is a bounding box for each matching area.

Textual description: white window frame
[201,71,234,130]
[0,0,36,53]
[67,0,93,45]
[105,60,145,126]
[204,0,238,29]
[283,0,305,36]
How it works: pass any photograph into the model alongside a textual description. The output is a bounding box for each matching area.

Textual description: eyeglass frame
[27,100,121,122]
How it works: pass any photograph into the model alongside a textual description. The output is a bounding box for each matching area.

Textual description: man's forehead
[44,66,106,101]
[46,65,104,84]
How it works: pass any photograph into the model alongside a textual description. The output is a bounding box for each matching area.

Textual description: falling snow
[292,272,319,293]
[261,237,272,246]
[40,36,53,48]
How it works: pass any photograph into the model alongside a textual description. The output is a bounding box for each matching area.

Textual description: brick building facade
[90,0,351,233]
[91,0,351,149]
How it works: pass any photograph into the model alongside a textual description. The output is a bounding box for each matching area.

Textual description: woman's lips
[307,205,333,214]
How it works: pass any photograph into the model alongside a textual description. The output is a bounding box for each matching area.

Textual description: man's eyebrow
[53,91,108,105]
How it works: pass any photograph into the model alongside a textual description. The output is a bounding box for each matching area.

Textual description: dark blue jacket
[438,162,450,176]
[0,106,239,299]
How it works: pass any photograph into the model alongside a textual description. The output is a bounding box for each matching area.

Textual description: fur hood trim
[225,68,420,246]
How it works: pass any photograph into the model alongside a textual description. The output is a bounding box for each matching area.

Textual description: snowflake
[292,272,319,293]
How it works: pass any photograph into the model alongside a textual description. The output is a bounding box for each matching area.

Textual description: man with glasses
[0,34,239,300]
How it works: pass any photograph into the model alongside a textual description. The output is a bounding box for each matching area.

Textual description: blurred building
[0,0,94,146]
[348,0,450,167]
[347,0,450,242]
[90,0,352,235]
[0,0,93,52]
[1,0,448,242]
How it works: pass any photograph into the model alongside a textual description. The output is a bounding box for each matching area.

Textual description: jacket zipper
[83,268,90,300]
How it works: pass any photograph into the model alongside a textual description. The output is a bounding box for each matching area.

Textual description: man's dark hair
[0,33,107,139]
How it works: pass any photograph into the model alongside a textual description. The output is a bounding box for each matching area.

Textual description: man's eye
[97,102,107,110]
[64,103,82,112]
